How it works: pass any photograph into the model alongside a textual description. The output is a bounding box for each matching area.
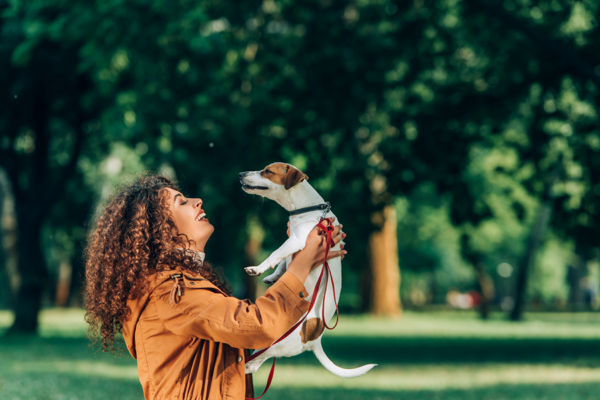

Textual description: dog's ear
[284,167,308,190]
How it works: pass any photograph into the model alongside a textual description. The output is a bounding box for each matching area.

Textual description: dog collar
[289,202,331,217]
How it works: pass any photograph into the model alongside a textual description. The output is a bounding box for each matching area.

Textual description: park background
[1,0,600,399]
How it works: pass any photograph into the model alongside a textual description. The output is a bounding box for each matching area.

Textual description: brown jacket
[122,268,310,400]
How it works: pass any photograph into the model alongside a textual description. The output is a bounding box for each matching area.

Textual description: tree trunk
[243,217,265,302]
[0,168,18,310]
[460,234,494,320]
[2,54,88,331]
[369,205,402,317]
[55,260,72,307]
[67,238,85,307]
[244,240,260,302]
[509,202,552,321]
[473,262,495,319]
[567,246,586,311]
[510,160,561,321]
[0,173,8,309]
[8,211,47,334]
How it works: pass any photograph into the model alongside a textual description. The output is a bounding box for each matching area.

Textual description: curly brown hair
[84,172,230,352]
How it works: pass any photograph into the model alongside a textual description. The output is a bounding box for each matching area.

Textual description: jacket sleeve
[154,271,311,349]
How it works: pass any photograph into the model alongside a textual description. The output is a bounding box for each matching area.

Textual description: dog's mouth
[242,184,268,191]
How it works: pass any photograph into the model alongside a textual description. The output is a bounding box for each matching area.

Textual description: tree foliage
[1,0,599,330]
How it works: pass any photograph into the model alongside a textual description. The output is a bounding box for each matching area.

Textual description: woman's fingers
[326,249,347,261]
[329,224,345,247]
[310,225,323,236]
[333,228,344,244]
[331,224,342,236]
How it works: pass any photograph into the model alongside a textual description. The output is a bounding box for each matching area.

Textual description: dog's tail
[312,338,377,378]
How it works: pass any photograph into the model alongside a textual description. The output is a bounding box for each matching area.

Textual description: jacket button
[299,292,305,298]
[237,356,243,362]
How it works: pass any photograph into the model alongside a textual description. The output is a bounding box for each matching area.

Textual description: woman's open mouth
[196,212,207,222]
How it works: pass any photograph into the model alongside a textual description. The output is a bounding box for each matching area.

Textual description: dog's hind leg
[263,258,289,284]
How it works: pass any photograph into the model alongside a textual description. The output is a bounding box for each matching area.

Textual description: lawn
[2,310,600,399]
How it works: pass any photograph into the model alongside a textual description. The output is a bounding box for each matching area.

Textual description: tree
[3,0,600,329]
[0,7,97,332]
[369,205,402,317]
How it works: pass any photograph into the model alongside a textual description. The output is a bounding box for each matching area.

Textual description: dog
[239,162,376,378]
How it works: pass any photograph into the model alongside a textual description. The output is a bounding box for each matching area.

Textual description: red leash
[316,218,339,330]
[245,217,339,400]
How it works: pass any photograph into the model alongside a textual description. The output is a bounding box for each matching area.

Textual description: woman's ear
[284,167,309,190]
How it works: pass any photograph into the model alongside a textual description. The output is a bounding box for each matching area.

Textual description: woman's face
[165,187,214,252]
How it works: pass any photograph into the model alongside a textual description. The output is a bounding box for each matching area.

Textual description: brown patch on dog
[300,317,325,344]
[260,163,308,190]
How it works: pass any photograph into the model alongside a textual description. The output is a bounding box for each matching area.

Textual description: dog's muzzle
[239,172,269,191]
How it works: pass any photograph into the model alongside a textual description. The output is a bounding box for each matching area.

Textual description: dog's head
[239,163,309,200]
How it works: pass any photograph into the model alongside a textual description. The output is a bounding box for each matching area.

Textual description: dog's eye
[265,169,272,174]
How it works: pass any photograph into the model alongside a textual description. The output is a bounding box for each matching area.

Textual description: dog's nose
[239,172,247,178]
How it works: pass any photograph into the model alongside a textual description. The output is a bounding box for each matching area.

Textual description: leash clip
[321,202,331,220]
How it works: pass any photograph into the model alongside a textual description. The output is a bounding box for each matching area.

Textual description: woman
[84,173,346,400]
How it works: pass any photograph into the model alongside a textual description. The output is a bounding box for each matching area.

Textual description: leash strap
[245,357,276,400]
[315,219,339,330]
[245,217,338,400]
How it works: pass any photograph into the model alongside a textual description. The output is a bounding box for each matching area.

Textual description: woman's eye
[181,201,188,205]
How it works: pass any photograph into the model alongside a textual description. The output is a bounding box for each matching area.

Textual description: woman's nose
[196,198,203,207]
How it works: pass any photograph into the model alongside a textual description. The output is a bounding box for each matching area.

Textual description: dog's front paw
[245,266,261,276]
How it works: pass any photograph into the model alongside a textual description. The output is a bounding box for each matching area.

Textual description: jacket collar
[174,247,205,266]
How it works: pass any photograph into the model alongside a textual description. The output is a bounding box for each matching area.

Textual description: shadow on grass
[316,336,600,365]
[4,334,600,365]
[0,336,134,364]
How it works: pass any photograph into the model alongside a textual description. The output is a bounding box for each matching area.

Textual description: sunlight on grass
[11,360,139,381]
[0,309,14,331]
[330,312,600,339]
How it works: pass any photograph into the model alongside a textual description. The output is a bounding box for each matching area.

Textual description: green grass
[2,310,600,399]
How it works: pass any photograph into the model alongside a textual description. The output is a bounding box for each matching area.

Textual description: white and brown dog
[239,162,376,378]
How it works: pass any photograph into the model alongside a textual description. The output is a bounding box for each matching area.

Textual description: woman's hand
[287,218,346,283]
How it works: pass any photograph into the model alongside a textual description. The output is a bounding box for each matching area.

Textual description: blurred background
[1,0,600,399]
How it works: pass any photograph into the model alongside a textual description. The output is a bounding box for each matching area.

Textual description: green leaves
[2,0,600,307]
